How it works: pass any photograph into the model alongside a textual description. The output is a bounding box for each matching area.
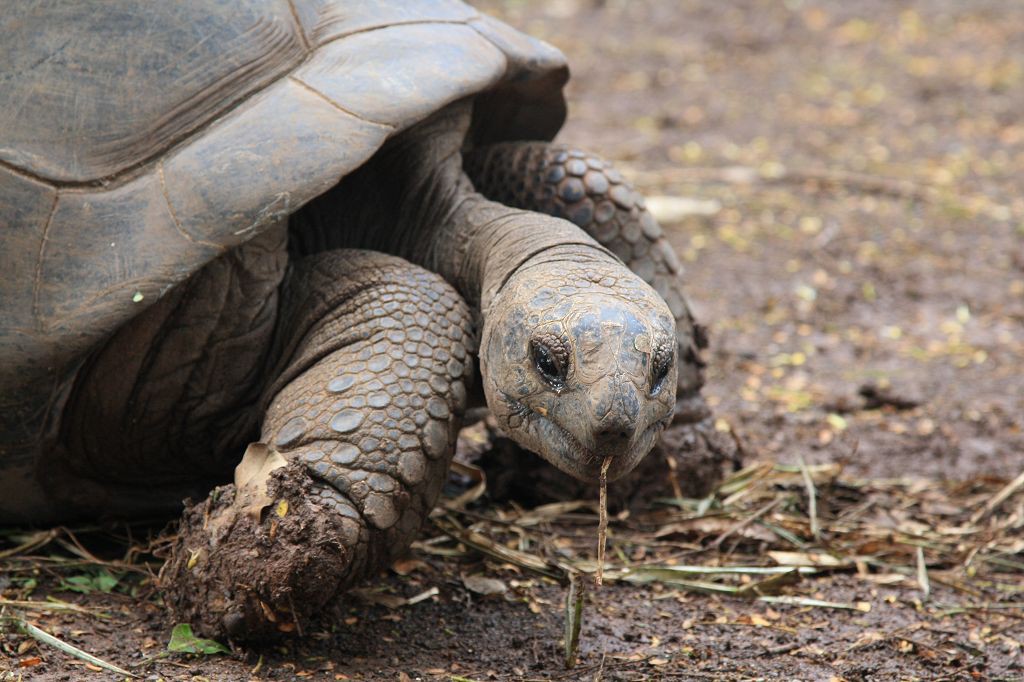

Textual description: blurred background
[480,0,1024,482]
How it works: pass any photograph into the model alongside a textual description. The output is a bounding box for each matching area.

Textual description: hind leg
[466,143,736,497]
[161,250,474,639]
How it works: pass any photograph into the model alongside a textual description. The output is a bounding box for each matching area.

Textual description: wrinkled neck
[288,100,620,315]
[370,103,621,314]
[423,190,618,315]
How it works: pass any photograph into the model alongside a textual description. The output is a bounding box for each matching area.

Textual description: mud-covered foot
[160,251,475,640]
[161,455,362,639]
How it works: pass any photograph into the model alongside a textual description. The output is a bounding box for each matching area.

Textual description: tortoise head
[480,259,677,482]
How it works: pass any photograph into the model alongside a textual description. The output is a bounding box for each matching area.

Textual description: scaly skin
[464,142,709,425]
[478,256,676,481]
[290,101,682,482]
[464,142,737,500]
[260,250,474,568]
[160,102,689,639]
[163,250,475,638]
[56,225,288,519]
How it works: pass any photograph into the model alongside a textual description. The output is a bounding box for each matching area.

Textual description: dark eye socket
[531,340,566,388]
[651,350,673,395]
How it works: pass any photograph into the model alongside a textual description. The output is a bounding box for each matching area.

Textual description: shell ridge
[285,0,313,52]
[287,75,394,129]
[314,18,474,51]
[157,162,220,251]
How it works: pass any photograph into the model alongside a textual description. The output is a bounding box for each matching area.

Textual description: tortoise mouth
[497,392,666,482]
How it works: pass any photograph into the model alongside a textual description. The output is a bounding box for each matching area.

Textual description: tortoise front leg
[465,143,734,496]
[161,250,474,640]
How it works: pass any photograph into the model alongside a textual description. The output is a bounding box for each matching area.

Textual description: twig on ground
[970,469,1024,524]
[563,572,585,668]
[0,530,59,560]
[14,617,135,677]
[917,547,931,601]
[796,455,820,541]
[706,497,785,553]
[0,599,98,616]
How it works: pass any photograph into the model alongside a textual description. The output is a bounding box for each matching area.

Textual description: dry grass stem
[563,572,586,668]
[796,454,820,541]
[15,618,135,677]
[971,469,1024,524]
[595,456,612,586]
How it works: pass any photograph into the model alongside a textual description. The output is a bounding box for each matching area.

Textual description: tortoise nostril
[596,426,634,445]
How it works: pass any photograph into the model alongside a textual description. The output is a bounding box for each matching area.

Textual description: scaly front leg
[161,250,474,639]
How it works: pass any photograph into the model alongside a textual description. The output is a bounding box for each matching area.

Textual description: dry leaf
[646,195,722,223]
[768,551,850,567]
[462,574,507,596]
[391,558,429,576]
[350,588,408,609]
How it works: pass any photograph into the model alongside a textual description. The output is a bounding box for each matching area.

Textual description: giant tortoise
[0,0,712,637]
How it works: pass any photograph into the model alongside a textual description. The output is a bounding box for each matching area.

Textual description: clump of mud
[160,464,353,641]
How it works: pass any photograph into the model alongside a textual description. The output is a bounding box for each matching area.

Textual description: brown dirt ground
[3,1,1023,680]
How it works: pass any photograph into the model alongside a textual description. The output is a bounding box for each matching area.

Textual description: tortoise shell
[0,1,567,471]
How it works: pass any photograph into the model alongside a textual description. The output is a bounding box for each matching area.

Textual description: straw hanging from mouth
[595,456,612,586]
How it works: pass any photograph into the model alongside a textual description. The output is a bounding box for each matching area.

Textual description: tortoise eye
[530,339,567,389]
[650,344,674,396]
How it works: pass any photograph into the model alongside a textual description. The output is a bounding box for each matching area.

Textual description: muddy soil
[3,1,1023,680]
